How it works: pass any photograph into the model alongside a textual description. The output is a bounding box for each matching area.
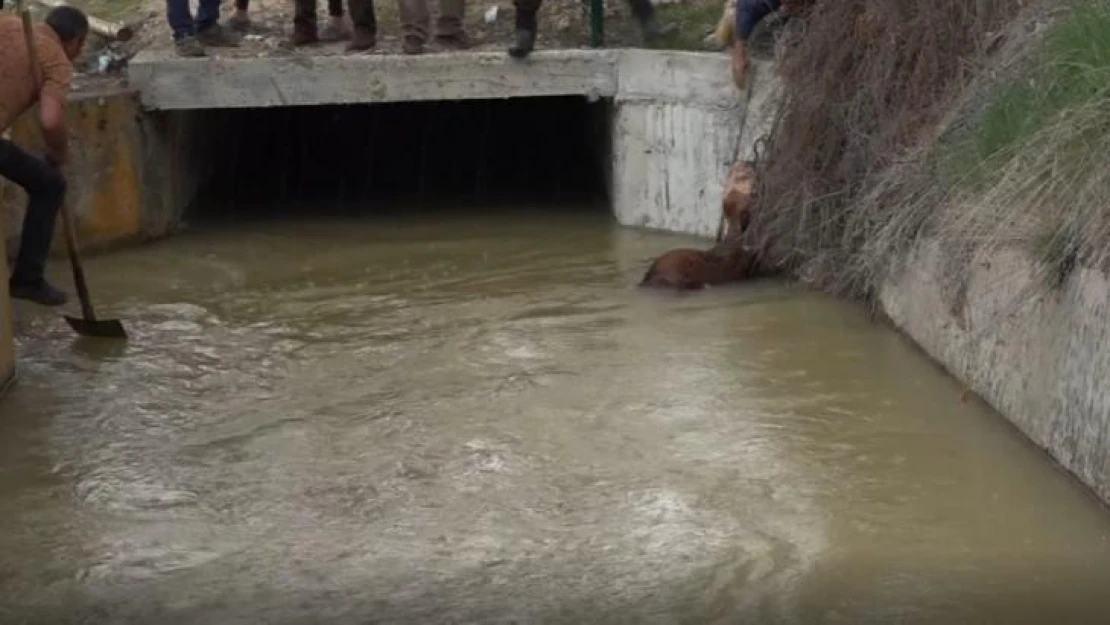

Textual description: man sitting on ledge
[731,0,782,89]
[0,6,89,307]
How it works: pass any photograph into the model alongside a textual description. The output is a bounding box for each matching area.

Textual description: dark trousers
[736,0,780,41]
[165,0,222,38]
[0,139,65,287]
[288,0,347,21]
[513,0,653,29]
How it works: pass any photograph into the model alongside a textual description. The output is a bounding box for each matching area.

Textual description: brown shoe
[291,23,319,46]
[346,29,376,51]
[434,32,471,51]
[402,35,424,55]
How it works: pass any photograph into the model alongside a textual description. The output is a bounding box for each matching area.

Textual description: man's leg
[195,0,241,47]
[166,0,206,56]
[434,0,469,49]
[397,0,430,53]
[346,0,377,50]
[321,0,352,41]
[229,0,250,33]
[507,0,541,58]
[0,139,67,307]
[626,0,677,43]
[731,0,775,89]
[292,0,320,44]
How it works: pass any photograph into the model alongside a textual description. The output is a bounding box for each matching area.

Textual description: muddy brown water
[2,210,1109,624]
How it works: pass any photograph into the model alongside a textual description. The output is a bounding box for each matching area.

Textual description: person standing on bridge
[396,0,469,54]
[165,0,243,56]
[0,6,88,307]
[227,0,352,45]
[507,0,676,59]
[290,0,377,50]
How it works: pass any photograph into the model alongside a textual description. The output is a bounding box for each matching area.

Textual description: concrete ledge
[616,50,738,109]
[1,216,13,399]
[127,48,742,111]
[128,49,622,110]
[880,239,1110,505]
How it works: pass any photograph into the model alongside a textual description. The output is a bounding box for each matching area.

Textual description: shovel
[16,0,126,339]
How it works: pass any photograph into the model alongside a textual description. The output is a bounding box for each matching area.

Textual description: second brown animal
[639,161,762,290]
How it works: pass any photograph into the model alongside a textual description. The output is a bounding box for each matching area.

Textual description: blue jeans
[166,0,221,39]
[736,0,780,41]
[0,139,65,286]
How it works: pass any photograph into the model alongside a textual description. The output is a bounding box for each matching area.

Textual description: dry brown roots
[744,0,1025,297]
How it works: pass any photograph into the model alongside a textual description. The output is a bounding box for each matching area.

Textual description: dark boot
[434,31,471,51]
[402,34,424,54]
[174,35,207,57]
[196,22,242,47]
[291,22,319,46]
[508,28,535,58]
[9,278,67,307]
[508,8,537,58]
[346,28,376,51]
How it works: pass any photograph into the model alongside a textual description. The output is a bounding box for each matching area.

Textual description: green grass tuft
[942,0,1110,186]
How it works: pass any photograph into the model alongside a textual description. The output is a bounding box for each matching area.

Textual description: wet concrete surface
[2,210,1110,624]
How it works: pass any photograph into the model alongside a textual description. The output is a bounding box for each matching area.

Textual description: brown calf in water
[639,161,761,290]
[639,241,761,290]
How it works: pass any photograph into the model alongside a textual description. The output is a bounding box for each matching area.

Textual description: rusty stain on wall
[2,89,145,256]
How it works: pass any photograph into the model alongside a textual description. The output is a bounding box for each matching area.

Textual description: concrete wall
[3,88,146,253]
[0,225,13,399]
[880,239,1110,504]
[609,51,745,238]
[2,89,212,256]
[124,49,773,241]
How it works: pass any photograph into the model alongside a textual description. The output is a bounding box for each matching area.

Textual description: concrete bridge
[124,48,779,235]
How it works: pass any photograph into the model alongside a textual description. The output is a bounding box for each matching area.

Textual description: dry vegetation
[742,0,1110,301]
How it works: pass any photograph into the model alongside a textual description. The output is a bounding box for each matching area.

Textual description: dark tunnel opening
[188,96,612,220]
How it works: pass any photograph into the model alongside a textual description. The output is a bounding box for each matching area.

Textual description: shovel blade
[65,316,127,339]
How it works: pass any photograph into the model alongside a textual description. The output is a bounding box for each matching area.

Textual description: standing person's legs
[321,0,352,41]
[165,0,194,38]
[346,0,377,50]
[166,0,206,56]
[292,0,320,43]
[434,0,468,49]
[194,0,241,46]
[507,0,541,58]
[0,139,68,307]
[731,0,775,89]
[625,0,677,41]
[397,0,430,53]
[229,0,250,32]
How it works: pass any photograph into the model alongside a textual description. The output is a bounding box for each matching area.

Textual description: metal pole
[589,0,603,47]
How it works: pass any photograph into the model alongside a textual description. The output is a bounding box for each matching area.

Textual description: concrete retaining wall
[609,51,745,238]
[125,48,768,240]
[0,227,13,399]
[1,89,215,256]
[3,88,146,254]
[880,239,1110,504]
